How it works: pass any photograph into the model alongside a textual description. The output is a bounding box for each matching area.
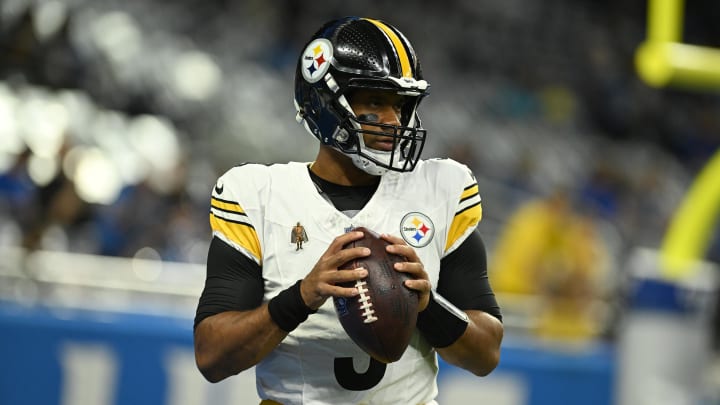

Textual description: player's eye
[367,98,384,108]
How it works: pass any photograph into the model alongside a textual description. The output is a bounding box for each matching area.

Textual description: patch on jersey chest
[290,222,309,251]
[399,212,434,248]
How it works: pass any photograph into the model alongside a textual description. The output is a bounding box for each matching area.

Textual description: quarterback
[194,16,503,404]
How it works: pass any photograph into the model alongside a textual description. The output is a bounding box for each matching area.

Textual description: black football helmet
[294,17,430,175]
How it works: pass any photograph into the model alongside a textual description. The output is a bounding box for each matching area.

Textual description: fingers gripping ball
[334,227,419,363]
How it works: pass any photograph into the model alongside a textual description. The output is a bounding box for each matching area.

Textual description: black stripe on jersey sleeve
[438,229,502,321]
[459,194,477,204]
[460,183,480,203]
[455,200,481,217]
[211,196,241,205]
[194,236,264,329]
[210,204,249,216]
[209,211,256,229]
[463,183,478,191]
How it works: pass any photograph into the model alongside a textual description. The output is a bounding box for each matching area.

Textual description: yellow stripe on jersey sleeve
[211,197,245,214]
[460,183,479,201]
[445,184,483,253]
[210,197,262,261]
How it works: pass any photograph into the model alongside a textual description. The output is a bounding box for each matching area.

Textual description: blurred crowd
[1,0,719,343]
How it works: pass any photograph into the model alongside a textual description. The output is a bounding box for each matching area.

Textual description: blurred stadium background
[0,0,718,404]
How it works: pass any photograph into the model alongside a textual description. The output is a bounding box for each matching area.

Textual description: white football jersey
[209,159,482,405]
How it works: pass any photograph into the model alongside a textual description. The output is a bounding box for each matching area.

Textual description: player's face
[348,89,406,152]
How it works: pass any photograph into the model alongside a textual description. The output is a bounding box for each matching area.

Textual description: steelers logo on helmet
[301,38,333,84]
[400,212,434,248]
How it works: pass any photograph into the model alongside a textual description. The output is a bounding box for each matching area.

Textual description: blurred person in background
[0,145,96,255]
[0,149,37,247]
[490,187,610,341]
[193,16,503,404]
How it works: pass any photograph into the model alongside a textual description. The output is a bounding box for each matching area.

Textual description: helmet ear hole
[308,88,323,116]
[334,127,357,151]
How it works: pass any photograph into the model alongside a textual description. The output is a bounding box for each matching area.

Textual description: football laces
[355,280,378,323]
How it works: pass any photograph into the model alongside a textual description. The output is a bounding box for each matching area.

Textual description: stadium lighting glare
[73,147,123,205]
[32,0,68,42]
[172,51,222,101]
[18,97,68,158]
[27,154,59,186]
[0,90,21,155]
[128,115,181,172]
[90,11,142,66]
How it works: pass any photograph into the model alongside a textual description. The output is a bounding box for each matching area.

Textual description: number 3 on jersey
[334,356,386,390]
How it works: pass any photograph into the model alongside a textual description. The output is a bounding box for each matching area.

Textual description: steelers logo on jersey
[400,212,434,248]
[301,38,333,83]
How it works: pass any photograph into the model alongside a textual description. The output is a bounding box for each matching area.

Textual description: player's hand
[300,231,370,310]
[381,233,431,312]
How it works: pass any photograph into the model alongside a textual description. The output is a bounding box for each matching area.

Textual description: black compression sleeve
[438,230,502,321]
[194,237,264,329]
[267,280,317,332]
[416,292,469,347]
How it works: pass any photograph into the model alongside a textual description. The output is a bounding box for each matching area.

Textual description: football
[333,227,419,363]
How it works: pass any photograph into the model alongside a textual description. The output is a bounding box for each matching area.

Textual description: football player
[194,16,503,404]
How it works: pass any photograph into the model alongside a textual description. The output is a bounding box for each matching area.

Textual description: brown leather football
[333,227,419,363]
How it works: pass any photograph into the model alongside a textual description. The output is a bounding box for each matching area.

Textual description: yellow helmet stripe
[363,18,412,78]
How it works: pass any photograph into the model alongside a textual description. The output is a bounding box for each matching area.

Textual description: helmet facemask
[331,87,427,175]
